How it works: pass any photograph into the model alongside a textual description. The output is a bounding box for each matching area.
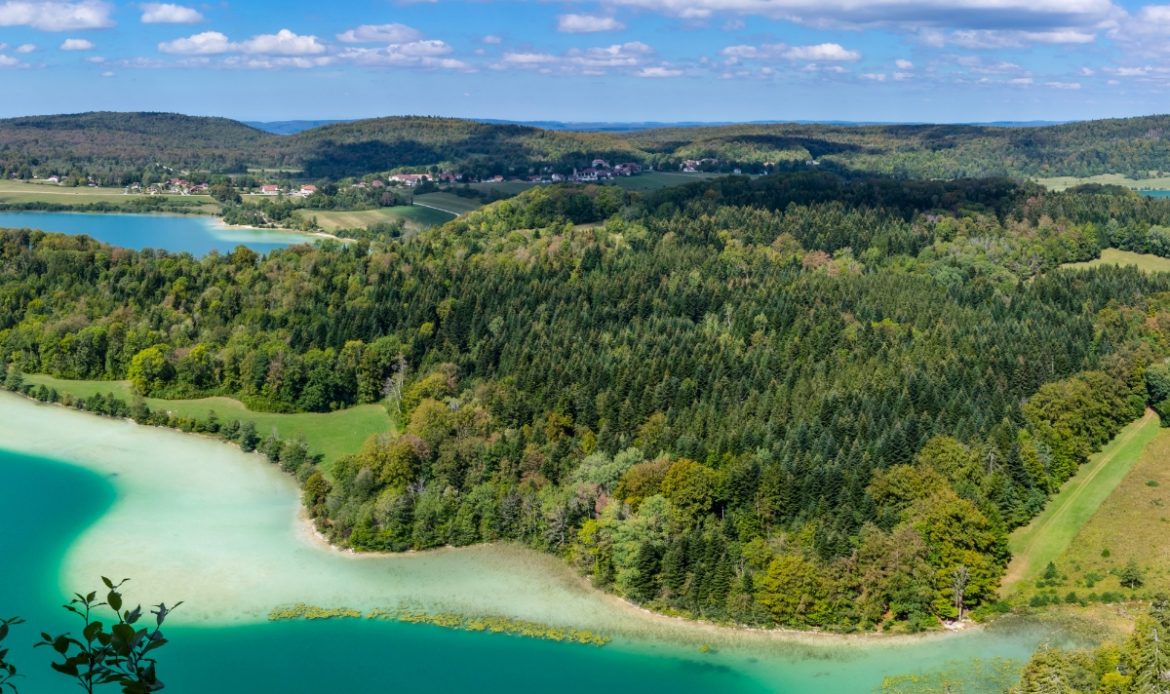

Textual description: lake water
[0,394,1077,693]
[1141,190,1170,199]
[0,211,311,255]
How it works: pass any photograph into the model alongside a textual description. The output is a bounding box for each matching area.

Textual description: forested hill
[280,116,640,179]
[0,112,278,179]
[4,110,1170,183]
[624,114,1170,178]
[8,172,1170,632]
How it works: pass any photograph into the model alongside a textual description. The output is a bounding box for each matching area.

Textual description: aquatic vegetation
[366,609,610,646]
[268,604,362,621]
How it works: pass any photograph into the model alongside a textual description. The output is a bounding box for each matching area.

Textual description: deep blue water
[0,211,308,255]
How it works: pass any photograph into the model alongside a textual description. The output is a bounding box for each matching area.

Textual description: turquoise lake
[0,393,1087,693]
[0,211,311,255]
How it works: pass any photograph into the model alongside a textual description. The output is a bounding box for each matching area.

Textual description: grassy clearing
[608,171,721,192]
[1003,410,1161,594]
[1062,249,1170,274]
[1049,425,1170,597]
[1036,173,1170,192]
[295,206,453,233]
[23,374,392,469]
[0,180,213,206]
[413,192,483,215]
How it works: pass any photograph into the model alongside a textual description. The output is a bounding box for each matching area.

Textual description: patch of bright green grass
[23,374,392,471]
[1003,410,1161,594]
[1035,173,1170,192]
[295,206,453,233]
[1062,249,1170,274]
[413,192,483,215]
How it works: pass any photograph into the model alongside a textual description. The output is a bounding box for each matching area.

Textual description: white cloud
[238,29,326,56]
[603,0,1118,31]
[160,29,326,58]
[482,34,501,44]
[557,14,625,33]
[782,43,859,60]
[637,65,682,77]
[15,42,35,52]
[496,42,655,74]
[140,3,202,24]
[895,58,913,69]
[1046,81,1081,89]
[341,40,468,69]
[499,51,558,65]
[59,37,93,50]
[84,54,101,61]
[100,69,113,76]
[222,55,335,69]
[932,28,1096,48]
[0,0,112,31]
[861,72,887,81]
[722,41,860,62]
[1008,76,1034,85]
[337,23,421,43]
[158,30,232,55]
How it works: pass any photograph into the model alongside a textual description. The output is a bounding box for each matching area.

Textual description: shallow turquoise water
[0,449,770,693]
[0,211,309,255]
[0,397,1077,693]
[1141,190,1170,198]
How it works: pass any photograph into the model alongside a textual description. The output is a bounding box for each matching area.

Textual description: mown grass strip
[1003,410,1161,593]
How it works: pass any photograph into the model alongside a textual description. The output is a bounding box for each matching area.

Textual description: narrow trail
[412,202,460,217]
[1002,409,1157,590]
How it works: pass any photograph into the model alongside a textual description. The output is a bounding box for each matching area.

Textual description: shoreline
[0,388,986,653]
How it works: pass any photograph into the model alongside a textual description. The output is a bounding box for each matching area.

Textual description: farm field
[0,180,215,207]
[1003,410,1161,594]
[467,180,537,196]
[1036,173,1170,192]
[413,191,483,215]
[607,171,721,192]
[1034,420,1170,599]
[23,374,393,470]
[294,205,454,233]
[1062,248,1170,274]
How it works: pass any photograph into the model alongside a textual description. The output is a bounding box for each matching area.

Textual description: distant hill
[0,112,277,178]
[245,120,349,136]
[0,111,1165,183]
[279,116,640,178]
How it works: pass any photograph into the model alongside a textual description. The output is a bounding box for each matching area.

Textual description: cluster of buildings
[254,184,318,197]
[125,178,211,196]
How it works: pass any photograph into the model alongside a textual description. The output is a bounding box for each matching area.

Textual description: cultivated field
[608,171,720,192]
[23,374,393,470]
[413,191,483,215]
[295,205,454,233]
[1063,249,1170,274]
[1003,410,1161,594]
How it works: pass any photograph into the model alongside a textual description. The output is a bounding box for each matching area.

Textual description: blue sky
[0,0,1166,122]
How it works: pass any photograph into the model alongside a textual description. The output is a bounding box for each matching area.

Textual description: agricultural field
[467,180,537,196]
[413,191,483,215]
[1036,173,1170,192]
[1003,410,1161,595]
[294,205,454,233]
[1063,249,1170,274]
[23,374,393,470]
[0,180,215,207]
[607,171,721,192]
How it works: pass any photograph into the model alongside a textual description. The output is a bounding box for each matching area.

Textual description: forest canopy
[5,172,1170,631]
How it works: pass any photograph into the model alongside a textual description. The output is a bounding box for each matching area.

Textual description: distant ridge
[246,118,1069,135]
[246,120,349,135]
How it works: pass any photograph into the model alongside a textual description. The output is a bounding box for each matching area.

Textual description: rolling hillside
[4,111,1170,184]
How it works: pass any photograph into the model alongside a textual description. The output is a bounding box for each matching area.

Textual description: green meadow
[1062,248,1170,274]
[1003,410,1161,594]
[23,374,393,470]
[295,205,455,233]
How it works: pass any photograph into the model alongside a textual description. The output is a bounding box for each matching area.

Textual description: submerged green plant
[0,616,25,693]
[37,577,181,694]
